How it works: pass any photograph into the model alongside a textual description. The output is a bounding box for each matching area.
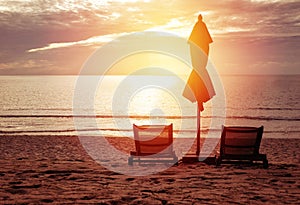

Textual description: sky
[0,0,299,75]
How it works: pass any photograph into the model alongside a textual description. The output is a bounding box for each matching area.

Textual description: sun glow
[89,0,151,4]
[111,0,151,2]
[106,52,191,76]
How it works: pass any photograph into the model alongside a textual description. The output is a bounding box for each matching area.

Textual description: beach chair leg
[216,157,221,167]
[128,156,133,166]
[263,159,268,169]
[174,157,179,166]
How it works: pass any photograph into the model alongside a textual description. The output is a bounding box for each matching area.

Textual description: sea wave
[254,107,300,111]
[226,116,300,121]
[0,128,212,134]
[1,128,299,135]
[0,114,194,119]
[0,114,299,121]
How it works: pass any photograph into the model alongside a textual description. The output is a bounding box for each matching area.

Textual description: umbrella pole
[196,102,201,156]
[181,102,201,163]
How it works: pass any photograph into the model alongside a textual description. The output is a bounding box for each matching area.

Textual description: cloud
[0,0,299,74]
[210,35,300,75]
[201,0,300,37]
[27,32,130,52]
[25,0,300,53]
[0,59,59,75]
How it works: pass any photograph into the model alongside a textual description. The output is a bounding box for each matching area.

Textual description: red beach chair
[216,125,268,168]
[128,124,178,165]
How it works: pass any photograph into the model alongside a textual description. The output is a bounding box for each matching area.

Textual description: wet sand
[0,136,299,204]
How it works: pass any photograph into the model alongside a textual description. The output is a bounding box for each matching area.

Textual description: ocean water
[0,75,299,138]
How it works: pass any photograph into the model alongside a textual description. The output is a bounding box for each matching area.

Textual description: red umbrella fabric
[183,14,215,110]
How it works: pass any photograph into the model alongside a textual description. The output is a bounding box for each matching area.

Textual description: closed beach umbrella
[183,14,215,155]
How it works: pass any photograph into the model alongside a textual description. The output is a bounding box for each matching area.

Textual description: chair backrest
[133,124,173,155]
[220,126,264,156]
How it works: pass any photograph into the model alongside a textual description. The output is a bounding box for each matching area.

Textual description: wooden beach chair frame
[128,124,178,165]
[216,125,268,168]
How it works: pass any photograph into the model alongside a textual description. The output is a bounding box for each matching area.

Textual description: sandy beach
[0,135,299,204]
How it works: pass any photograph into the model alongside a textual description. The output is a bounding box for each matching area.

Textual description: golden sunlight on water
[95,75,191,138]
[128,87,182,126]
